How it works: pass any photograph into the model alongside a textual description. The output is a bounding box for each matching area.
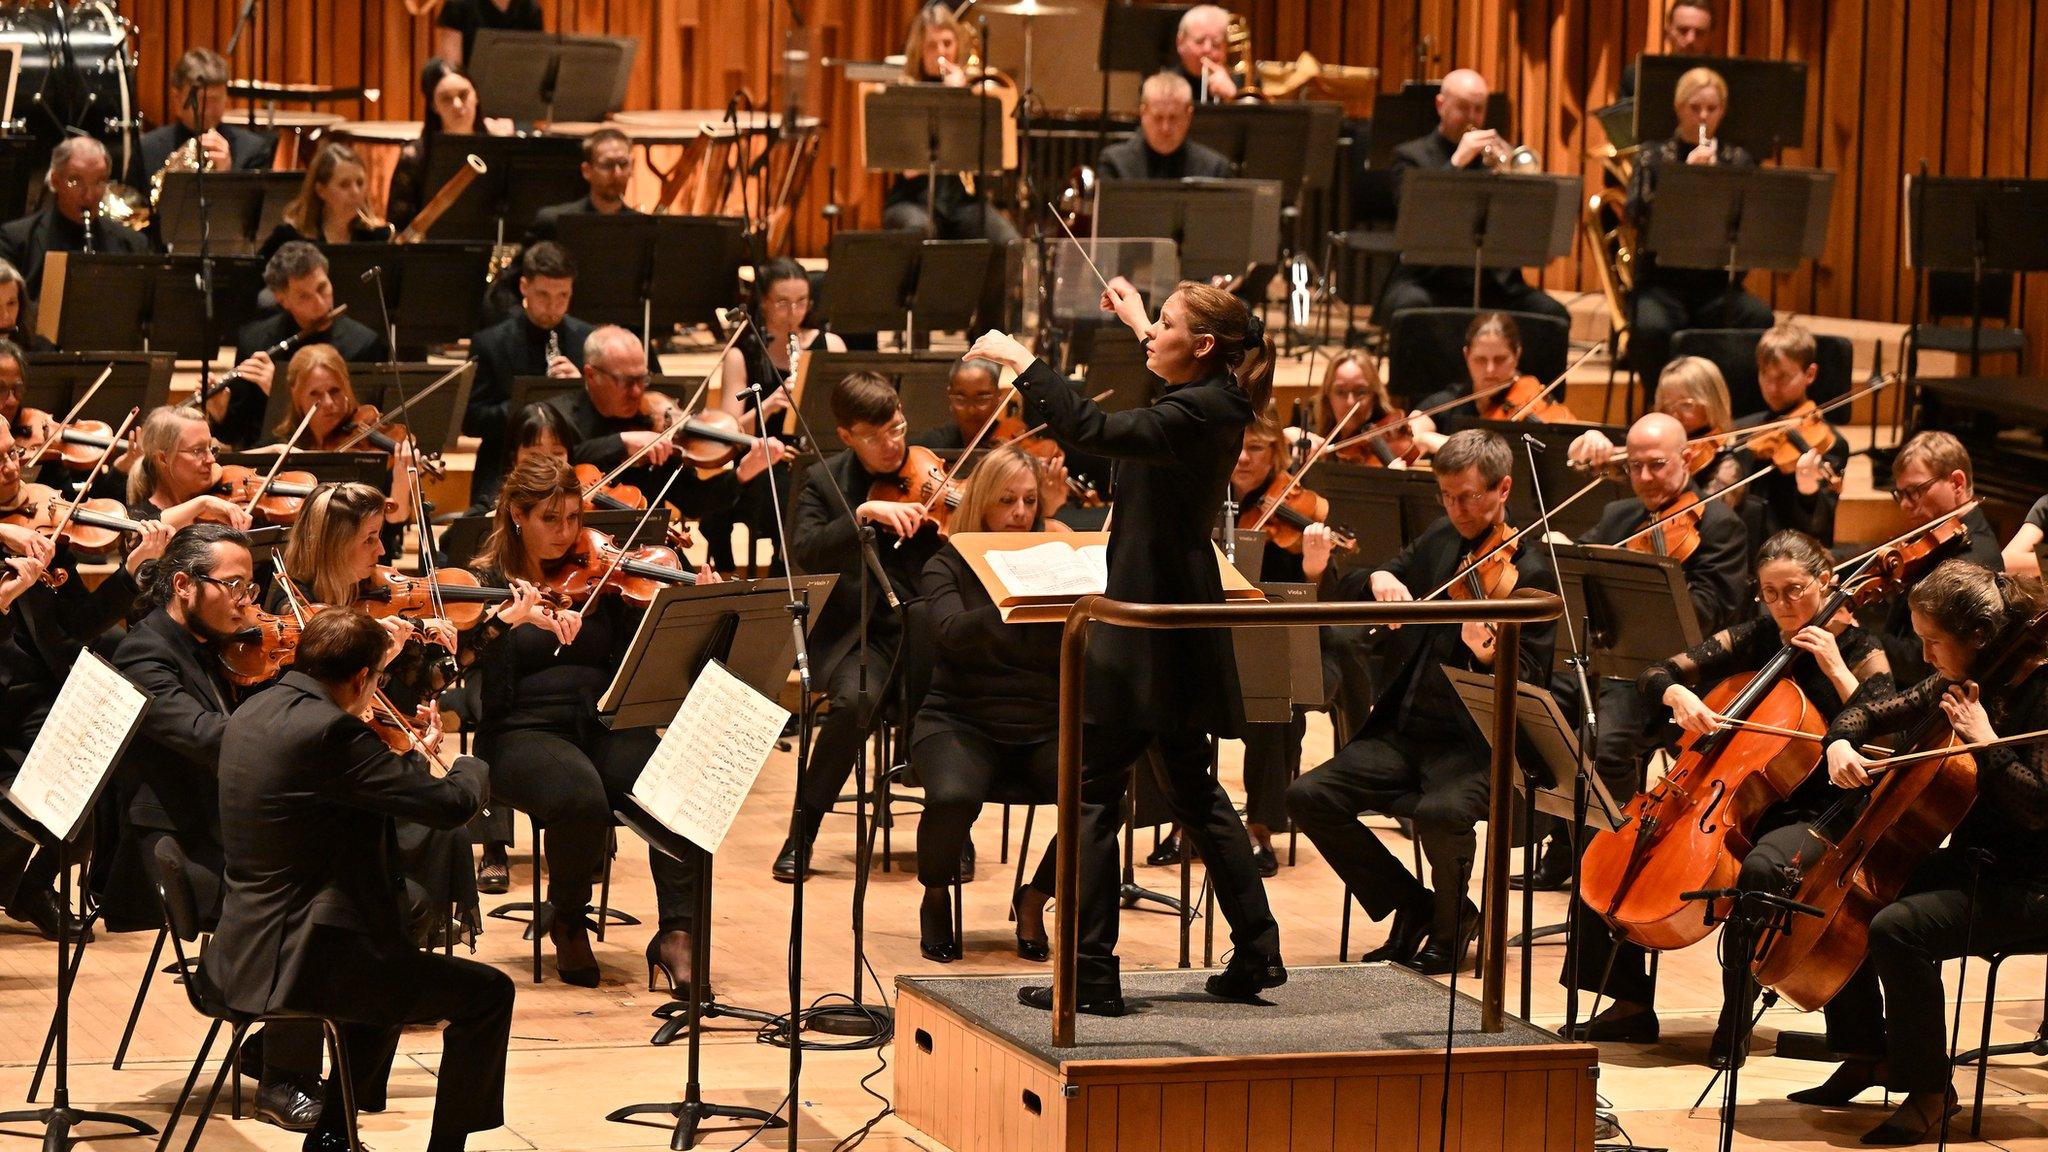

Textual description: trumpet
[1483,137,1543,172]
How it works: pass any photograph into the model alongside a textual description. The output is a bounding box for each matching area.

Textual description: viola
[1448,519,1520,604]
[336,404,447,480]
[1619,490,1704,563]
[867,444,955,534]
[539,527,699,608]
[211,464,319,524]
[219,610,303,686]
[1236,471,1358,555]
[575,461,648,513]
[644,397,763,469]
[1,482,149,558]
[1580,514,1973,956]
[32,417,138,471]
[1474,374,1581,424]
[989,412,1104,507]
[1352,409,1422,467]
[1738,401,1842,492]
[354,565,567,630]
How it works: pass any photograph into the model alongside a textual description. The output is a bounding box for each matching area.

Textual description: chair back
[1670,328,1853,418]
[146,835,218,1017]
[1928,270,2016,324]
[1386,307,1569,409]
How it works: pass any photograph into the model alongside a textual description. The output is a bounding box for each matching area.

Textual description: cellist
[1789,561,2048,1145]
[1286,429,1557,976]
[1569,531,1890,1060]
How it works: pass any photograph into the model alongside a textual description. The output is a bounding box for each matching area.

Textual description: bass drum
[0,2,139,175]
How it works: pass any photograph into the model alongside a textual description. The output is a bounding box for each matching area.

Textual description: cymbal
[978,0,1078,15]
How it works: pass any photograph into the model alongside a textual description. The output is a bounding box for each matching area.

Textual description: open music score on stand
[630,661,789,855]
[1,653,150,843]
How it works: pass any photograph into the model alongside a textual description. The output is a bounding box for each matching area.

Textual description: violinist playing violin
[1723,323,1850,558]
[1788,561,2048,1145]
[1566,531,1891,1058]
[1410,312,1580,455]
[1567,356,1734,484]
[1292,348,1420,469]
[124,406,255,530]
[0,340,58,484]
[0,418,170,941]
[1866,432,2006,684]
[255,347,420,545]
[776,370,946,882]
[1286,430,1557,976]
[222,243,389,451]
[464,455,713,991]
[914,355,1082,519]
[549,325,784,524]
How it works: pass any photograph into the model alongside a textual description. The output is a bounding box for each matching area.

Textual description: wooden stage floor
[5,714,2048,1151]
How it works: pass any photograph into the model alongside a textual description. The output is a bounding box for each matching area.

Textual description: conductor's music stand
[1393,170,1579,309]
[469,30,639,125]
[1903,176,2048,377]
[23,352,174,421]
[599,579,827,1150]
[860,84,1006,234]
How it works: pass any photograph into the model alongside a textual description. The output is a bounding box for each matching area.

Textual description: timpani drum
[224,108,346,170]
[328,120,420,217]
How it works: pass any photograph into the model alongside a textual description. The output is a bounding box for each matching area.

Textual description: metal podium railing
[1050,588,1565,1048]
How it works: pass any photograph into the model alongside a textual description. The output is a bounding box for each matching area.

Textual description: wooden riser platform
[894,965,1597,1152]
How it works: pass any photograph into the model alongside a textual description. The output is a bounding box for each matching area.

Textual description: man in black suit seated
[465,240,592,503]
[485,127,641,319]
[1095,73,1234,182]
[127,48,274,190]
[0,136,151,298]
[208,607,509,1152]
[1618,0,1716,100]
[546,323,783,520]
[215,242,388,449]
[1377,69,1571,326]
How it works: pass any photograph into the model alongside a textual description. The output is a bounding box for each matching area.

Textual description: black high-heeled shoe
[550,921,601,988]
[1861,1087,1957,1145]
[920,888,958,963]
[1012,885,1049,962]
[645,929,706,999]
[1787,1059,1884,1107]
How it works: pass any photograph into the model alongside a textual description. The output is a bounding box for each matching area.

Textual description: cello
[1578,514,1975,953]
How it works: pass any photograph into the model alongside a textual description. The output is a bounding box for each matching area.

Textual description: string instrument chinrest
[219,610,304,686]
[1621,490,1704,563]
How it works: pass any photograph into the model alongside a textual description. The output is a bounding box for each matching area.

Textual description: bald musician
[1096,73,1233,182]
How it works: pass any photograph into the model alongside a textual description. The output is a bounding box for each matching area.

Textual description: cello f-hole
[1696,779,1727,834]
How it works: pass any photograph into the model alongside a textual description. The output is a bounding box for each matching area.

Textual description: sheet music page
[983,541,1108,598]
[4,653,148,842]
[631,660,791,854]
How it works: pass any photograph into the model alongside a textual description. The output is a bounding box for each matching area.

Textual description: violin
[211,464,319,524]
[867,444,955,533]
[539,527,699,608]
[219,609,303,686]
[570,464,696,552]
[1,482,150,558]
[1474,374,1581,424]
[990,412,1104,507]
[1581,514,1972,956]
[1448,520,1520,604]
[1236,471,1358,555]
[642,398,764,469]
[1343,410,1422,468]
[336,404,447,480]
[354,565,568,630]
[29,417,138,471]
[1619,490,1704,563]
[1738,401,1842,492]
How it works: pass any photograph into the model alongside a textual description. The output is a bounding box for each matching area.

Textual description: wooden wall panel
[112,0,2047,371]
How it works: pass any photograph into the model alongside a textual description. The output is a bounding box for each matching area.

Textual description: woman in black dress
[256,142,393,264]
[969,278,1283,1013]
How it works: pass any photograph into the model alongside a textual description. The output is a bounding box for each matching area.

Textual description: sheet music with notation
[2,652,149,843]
[982,540,1109,598]
[631,659,790,854]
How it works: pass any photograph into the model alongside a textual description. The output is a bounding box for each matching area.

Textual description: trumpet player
[127,48,275,191]
[1377,68,1571,326]
[1625,65,1775,404]
[0,137,151,298]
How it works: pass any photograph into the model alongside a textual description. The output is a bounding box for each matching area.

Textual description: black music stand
[1641,166,1835,294]
[37,254,266,357]
[1393,170,1578,309]
[323,243,493,358]
[861,84,1005,233]
[349,361,478,456]
[1366,85,1514,171]
[816,230,921,339]
[789,351,958,455]
[1635,56,1808,157]
[23,352,174,420]
[1903,176,2048,377]
[470,30,638,125]
[1094,178,1285,284]
[1465,418,1630,541]
[415,135,587,245]
[155,171,299,256]
[1312,462,1445,570]
[1190,102,1344,199]
[910,240,996,335]
[219,450,389,493]
[1550,543,1702,679]
[1078,327,1161,412]
[599,579,831,1149]
[553,214,748,343]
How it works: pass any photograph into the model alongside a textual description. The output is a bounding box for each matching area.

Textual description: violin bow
[24,362,116,470]
[1610,465,1773,550]
[332,362,469,453]
[1833,500,1980,576]
[590,320,756,495]
[551,452,697,657]
[1411,474,1609,604]
[1246,388,1374,532]
[1319,371,1530,460]
[42,406,137,543]
[246,407,321,518]
[1502,342,1607,422]
[904,387,1113,533]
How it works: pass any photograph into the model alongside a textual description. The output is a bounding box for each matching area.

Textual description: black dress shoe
[1788,1059,1884,1107]
[5,887,92,943]
[1406,910,1480,977]
[1508,838,1572,892]
[255,1079,323,1131]
[475,843,510,895]
[1861,1088,1957,1145]
[1011,886,1049,962]
[1358,897,1433,966]
[1144,831,1182,866]
[771,837,806,883]
[1250,843,1279,878]
[1017,984,1128,1017]
[1205,952,1286,1000]
[301,1128,355,1152]
[919,888,958,963]
[1566,1003,1661,1044]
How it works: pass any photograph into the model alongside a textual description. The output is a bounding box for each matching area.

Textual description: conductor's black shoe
[1205,952,1287,1001]
[1406,907,1480,977]
[1566,1002,1661,1044]
[1017,985,1128,1017]
[255,1079,323,1131]
[771,838,806,883]
[1251,843,1279,878]
[1144,831,1182,866]
[1508,838,1572,892]
[5,887,91,943]
[1358,894,1432,966]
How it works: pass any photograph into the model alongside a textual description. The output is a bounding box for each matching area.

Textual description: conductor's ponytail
[1174,281,1272,412]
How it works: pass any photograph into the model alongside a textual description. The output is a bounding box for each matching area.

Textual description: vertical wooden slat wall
[117,0,2046,371]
